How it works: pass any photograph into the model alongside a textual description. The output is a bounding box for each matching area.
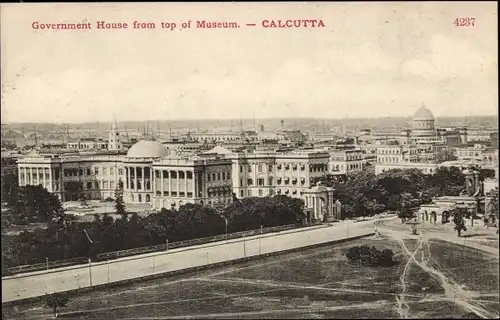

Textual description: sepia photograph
[1,2,498,319]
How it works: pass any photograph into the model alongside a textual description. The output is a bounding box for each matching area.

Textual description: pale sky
[0,2,498,123]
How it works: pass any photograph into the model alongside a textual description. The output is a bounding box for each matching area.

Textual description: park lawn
[427,239,499,293]
[3,236,459,320]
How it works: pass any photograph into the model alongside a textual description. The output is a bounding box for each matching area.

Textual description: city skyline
[1,2,498,123]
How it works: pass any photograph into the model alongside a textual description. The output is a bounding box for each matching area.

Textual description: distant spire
[112,114,117,130]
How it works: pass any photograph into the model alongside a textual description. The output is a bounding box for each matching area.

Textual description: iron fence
[3,223,301,276]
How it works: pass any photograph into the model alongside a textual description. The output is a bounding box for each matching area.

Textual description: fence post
[46,257,49,271]
[88,258,93,286]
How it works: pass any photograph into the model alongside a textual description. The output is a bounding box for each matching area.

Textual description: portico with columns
[301,183,340,224]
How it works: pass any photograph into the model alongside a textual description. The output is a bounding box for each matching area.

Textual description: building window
[110,167,115,175]
[240,190,244,197]
[87,182,92,189]
[95,167,99,175]
[240,165,243,173]
[163,170,169,178]
[248,178,253,186]
[79,169,83,176]
[258,164,263,173]
[258,178,264,186]
[86,168,91,175]
[248,190,252,196]
[119,168,124,175]
[208,174,211,182]
[212,173,216,181]
[155,170,160,178]
[179,171,185,179]
[217,172,221,180]
[258,189,263,196]
[240,178,243,186]
[187,171,193,179]
[171,171,177,179]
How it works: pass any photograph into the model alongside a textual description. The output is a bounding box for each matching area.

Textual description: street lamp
[83,228,94,286]
[345,218,349,239]
[223,216,228,243]
[259,225,263,255]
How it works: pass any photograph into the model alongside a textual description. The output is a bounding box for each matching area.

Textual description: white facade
[376,144,418,164]
[18,154,126,201]
[17,140,233,209]
[375,162,438,175]
[328,149,365,175]
[225,150,330,199]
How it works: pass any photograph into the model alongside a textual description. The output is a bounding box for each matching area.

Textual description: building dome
[413,104,434,121]
[126,140,168,158]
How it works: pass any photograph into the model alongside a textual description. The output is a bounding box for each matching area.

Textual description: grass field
[3,236,497,319]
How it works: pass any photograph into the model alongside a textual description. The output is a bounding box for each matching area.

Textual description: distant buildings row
[3,105,498,219]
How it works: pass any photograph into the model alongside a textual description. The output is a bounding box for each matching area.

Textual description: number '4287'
[454,17,475,27]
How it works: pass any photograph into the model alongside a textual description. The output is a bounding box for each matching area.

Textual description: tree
[344,245,397,267]
[44,292,69,318]
[479,168,495,181]
[430,167,465,196]
[7,185,65,224]
[1,171,20,207]
[63,181,83,201]
[310,173,345,188]
[452,208,467,237]
[114,179,126,220]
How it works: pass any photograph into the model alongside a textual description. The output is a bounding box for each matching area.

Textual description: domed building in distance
[411,104,436,138]
[121,139,234,208]
[399,103,467,148]
[17,133,234,209]
[375,104,469,175]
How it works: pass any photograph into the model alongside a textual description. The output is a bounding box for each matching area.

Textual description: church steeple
[108,115,122,151]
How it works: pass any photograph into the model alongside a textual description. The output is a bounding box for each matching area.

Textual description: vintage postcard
[1,2,498,319]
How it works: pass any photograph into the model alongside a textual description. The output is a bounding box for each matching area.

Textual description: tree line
[312,166,468,218]
[0,166,476,268]
[1,178,305,268]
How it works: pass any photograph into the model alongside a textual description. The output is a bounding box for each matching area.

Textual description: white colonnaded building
[17,123,340,222]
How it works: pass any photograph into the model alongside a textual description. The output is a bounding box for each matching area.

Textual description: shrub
[344,245,397,266]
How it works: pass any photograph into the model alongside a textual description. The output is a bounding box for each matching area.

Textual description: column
[177,170,180,197]
[168,170,172,196]
[194,172,198,199]
[24,167,28,185]
[185,171,188,198]
[150,168,154,194]
[125,167,129,190]
[48,167,53,191]
[141,167,145,192]
[161,170,164,196]
[134,166,138,191]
